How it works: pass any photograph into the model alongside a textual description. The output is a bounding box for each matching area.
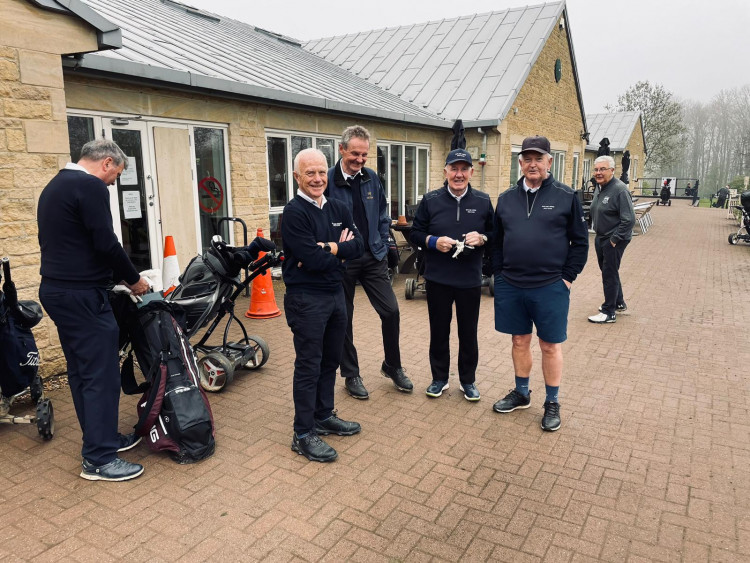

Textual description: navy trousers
[284,290,347,435]
[425,280,481,384]
[340,251,401,378]
[39,282,121,465]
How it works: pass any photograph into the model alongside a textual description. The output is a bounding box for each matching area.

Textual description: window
[265,131,339,246]
[551,151,566,181]
[195,127,230,250]
[509,147,522,187]
[582,158,592,189]
[377,142,429,219]
[572,153,580,189]
[632,159,638,183]
[67,116,96,161]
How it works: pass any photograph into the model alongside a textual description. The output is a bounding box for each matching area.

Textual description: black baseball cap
[445,149,472,166]
[520,136,551,155]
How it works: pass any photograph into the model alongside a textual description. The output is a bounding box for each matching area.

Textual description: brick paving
[1,202,749,562]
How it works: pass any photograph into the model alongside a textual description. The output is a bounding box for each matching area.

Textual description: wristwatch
[323,243,332,253]
[481,234,488,243]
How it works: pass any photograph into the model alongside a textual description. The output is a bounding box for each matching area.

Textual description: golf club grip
[1,257,9,282]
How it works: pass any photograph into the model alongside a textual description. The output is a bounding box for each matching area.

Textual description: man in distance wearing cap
[491,136,588,431]
[409,149,494,401]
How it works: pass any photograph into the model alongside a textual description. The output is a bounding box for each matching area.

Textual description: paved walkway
[1,203,749,562]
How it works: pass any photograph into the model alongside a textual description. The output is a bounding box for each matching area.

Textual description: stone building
[583,111,647,191]
[1,0,589,375]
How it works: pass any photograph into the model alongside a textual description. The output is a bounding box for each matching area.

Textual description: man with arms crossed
[491,136,588,431]
[326,125,412,399]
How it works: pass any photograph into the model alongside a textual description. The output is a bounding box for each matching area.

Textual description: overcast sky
[185,0,750,113]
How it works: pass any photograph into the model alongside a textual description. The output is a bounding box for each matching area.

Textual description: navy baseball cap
[520,136,551,155]
[445,149,472,166]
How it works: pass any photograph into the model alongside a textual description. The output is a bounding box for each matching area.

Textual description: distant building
[584,111,647,190]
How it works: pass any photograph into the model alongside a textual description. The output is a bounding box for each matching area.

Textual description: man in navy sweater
[326,125,412,400]
[409,149,494,401]
[282,148,364,462]
[491,136,589,432]
[37,139,150,481]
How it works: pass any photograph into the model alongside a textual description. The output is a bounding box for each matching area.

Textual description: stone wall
[0,0,101,376]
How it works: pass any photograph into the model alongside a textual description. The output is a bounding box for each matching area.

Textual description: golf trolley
[728,195,750,245]
[166,236,283,392]
[0,258,54,441]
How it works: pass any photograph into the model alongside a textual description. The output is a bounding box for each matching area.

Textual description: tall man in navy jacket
[282,148,364,462]
[491,136,589,432]
[409,149,494,401]
[38,139,150,481]
[326,125,412,399]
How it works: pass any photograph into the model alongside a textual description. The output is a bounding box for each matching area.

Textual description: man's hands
[127,276,150,296]
[463,231,486,247]
[430,231,486,254]
[315,227,354,256]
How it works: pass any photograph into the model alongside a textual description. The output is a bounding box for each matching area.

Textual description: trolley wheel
[729,233,739,245]
[36,399,54,441]
[489,275,495,296]
[197,352,235,392]
[405,278,415,300]
[30,374,44,404]
[243,335,270,370]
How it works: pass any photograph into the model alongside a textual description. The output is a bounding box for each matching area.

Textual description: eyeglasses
[593,167,613,172]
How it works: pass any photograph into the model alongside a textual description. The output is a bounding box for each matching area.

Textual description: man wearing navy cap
[409,149,494,401]
[491,136,588,431]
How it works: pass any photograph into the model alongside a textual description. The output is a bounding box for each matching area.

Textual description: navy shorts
[494,277,570,343]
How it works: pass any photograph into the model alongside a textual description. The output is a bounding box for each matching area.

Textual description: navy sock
[515,376,530,397]
[545,385,559,403]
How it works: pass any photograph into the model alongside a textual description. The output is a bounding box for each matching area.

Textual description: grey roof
[26,0,121,50]
[586,111,644,152]
[304,2,570,126]
[72,0,449,127]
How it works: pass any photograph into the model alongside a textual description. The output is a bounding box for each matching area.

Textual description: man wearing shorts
[491,136,589,431]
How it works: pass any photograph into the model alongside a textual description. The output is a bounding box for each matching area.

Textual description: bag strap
[120,350,149,395]
[133,355,168,435]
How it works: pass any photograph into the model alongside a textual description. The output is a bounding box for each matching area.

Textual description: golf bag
[118,298,215,464]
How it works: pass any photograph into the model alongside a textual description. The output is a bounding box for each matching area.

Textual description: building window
[551,151,566,181]
[582,158,592,190]
[632,159,638,183]
[265,131,339,246]
[509,147,522,187]
[195,127,230,250]
[572,153,580,189]
[67,116,97,161]
[377,142,429,219]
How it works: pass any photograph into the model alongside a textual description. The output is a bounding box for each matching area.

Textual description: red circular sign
[198,177,224,213]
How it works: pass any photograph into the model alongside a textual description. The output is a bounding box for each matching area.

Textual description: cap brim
[445,158,473,165]
[520,147,549,155]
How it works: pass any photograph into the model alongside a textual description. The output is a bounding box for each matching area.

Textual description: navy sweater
[37,169,139,288]
[492,175,589,288]
[409,184,494,288]
[281,195,364,294]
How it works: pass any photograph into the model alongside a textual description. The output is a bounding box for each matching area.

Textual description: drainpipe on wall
[477,127,488,189]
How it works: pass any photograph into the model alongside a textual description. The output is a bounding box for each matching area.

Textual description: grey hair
[79,139,129,168]
[594,155,615,169]
[341,125,370,149]
[293,148,328,173]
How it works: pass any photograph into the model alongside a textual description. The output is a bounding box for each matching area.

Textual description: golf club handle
[1,257,9,282]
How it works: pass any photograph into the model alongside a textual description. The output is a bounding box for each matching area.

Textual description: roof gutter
[26,0,122,51]
[63,54,454,130]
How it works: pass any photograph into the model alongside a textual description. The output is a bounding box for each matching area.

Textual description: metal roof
[304,2,567,125]
[72,0,449,127]
[586,111,643,152]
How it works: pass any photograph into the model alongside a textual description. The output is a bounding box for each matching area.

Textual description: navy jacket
[326,162,390,261]
[281,195,364,294]
[38,169,140,288]
[492,175,589,288]
[409,183,494,288]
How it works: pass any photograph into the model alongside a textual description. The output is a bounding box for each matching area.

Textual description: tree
[608,81,686,175]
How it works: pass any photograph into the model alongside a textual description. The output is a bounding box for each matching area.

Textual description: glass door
[106,122,160,272]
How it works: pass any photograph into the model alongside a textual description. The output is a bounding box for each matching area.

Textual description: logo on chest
[602,196,610,205]
[466,208,477,214]
[331,222,342,227]
[541,205,555,210]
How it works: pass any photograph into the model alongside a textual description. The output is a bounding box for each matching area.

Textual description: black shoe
[80,457,144,481]
[599,303,628,314]
[291,433,338,462]
[117,432,142,453]
[460,383,480,402]
[492,389,531,413]
[314,413,361,436]
[381,362,413,392]
[344,376,369,399]
[425,380,449,398]
[541,401,561,432]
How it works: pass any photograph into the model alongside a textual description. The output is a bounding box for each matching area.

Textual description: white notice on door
[119,156,138,185]
[122,191,142,219]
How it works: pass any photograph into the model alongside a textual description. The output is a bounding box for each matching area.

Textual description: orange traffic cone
[162,236,180,296]
[245,228,281,319]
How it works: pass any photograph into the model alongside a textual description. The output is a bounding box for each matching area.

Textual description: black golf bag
[116,296,215,464]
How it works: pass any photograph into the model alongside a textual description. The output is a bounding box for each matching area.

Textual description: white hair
[594,155,615,169]
[293,148,328,173]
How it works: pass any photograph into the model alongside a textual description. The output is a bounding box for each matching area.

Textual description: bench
[633,202,655,234]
